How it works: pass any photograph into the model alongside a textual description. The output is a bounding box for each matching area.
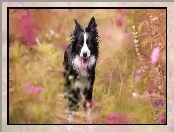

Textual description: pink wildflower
[17,13,36,47]
[26,82,43,94]
[124,30,131,38]
[134,76,141,83]
[116,17,123,27]
[135,68,142,75]
[12,9,28,16]
[157,115,166,123]
[61,44,67,51]
[150,46,161,64]
[108,112,119,119]
[146,88,156,95]
[134,68,142,82]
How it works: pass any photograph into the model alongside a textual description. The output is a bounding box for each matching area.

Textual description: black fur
[63,17,99,112]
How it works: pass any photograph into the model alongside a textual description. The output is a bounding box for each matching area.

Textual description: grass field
[9,9,166,124]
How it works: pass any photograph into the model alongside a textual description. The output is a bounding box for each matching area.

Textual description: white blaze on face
[73,33,96,70]
[80,32,90,58]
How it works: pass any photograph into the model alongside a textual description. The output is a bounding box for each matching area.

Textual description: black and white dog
[63,17,99,123]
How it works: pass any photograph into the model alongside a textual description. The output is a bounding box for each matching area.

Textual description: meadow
[9,9,166,124]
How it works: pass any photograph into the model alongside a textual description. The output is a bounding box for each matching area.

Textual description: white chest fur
[72,55,88,76]
[72,55,96,90]
[74,76,90,91]
[72,55,96,76]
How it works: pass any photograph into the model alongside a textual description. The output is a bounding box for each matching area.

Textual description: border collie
[63,16,99,123]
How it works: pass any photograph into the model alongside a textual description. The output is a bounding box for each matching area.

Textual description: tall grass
[9,9,166,124]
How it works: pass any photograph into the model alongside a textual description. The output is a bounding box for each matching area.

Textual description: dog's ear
[85,17,98,37]
[71,19,83,37]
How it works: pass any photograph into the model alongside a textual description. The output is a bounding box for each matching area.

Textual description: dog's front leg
[86,107,92,124]
[67,111,75,124]
[84,87,93,123]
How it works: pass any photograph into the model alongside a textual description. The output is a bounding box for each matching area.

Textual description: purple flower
[17,13,36,47]
[108,112,119,119]
[134,76,141,83]
[157,115,166,123]
[134,68,142,82]
[61,44,67,51]
[124,30,131,38]
[116,17,123,27]
[150,46,161,64]
[26,82,43,94]
[12,9,28,16]
[146,88,156,95]
[135,68,142,75]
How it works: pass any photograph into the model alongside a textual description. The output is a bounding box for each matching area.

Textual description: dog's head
[71,17,99,69]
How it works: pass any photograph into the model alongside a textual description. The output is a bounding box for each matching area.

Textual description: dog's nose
[83,52,87,57]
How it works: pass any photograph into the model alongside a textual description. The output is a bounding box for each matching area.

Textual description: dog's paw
[85,116,92,124]
[67,112,74,124]
[85,108,92,124]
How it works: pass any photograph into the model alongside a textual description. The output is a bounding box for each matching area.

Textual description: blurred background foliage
[9,9,166,124]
